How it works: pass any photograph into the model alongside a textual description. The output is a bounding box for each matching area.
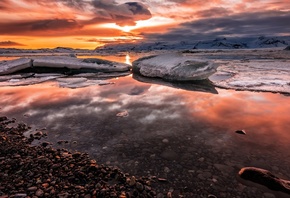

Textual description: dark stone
[235,130,246,135]
[284,46,290,51]
[239,167,290,194]
[41,141,51,147]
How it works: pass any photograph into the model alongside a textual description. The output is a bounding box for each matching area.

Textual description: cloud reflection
[0,77,289,150]
[1,76,290,195]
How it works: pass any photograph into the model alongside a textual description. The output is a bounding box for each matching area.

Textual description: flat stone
[132,53,218,81]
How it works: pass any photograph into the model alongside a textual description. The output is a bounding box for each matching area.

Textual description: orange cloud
[0,0,289,49]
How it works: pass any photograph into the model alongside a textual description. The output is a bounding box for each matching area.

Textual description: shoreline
[0,116,167,197]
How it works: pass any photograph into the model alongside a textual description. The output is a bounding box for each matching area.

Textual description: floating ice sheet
[214,60,290,94]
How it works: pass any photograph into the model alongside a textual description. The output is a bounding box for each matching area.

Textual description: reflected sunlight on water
[77,53,137,65]
[0,56,19,61]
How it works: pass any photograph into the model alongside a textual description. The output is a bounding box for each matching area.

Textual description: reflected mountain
[133,73,218,94]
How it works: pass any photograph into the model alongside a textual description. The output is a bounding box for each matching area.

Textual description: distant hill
[96,36,290,52]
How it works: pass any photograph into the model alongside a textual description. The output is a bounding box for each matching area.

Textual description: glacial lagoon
[0,51,290,197]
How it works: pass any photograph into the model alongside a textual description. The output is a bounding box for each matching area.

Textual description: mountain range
[1,36,290,54]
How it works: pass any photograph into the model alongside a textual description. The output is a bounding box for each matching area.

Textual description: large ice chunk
[33,56,131,72]
[132,53,218,81]
[0,56,131,76]
[0,58,32,75]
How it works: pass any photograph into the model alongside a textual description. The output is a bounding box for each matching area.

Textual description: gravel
[0,116,161,197]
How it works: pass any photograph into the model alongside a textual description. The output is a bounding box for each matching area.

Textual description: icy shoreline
[0,48,290,94]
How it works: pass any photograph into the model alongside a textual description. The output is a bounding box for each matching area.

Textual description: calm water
[0,75,290,197]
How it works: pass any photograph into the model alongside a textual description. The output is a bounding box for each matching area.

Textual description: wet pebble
[35,189,44,196]
[28,186,37,191]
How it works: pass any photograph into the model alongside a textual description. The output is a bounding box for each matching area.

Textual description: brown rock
[239,167,290,195]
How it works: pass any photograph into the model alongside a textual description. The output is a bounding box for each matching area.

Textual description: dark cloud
[0,0,152,38]
[0,41,26,46]
[31,19,81,30]
[92,0,152,26]
[144,11,290,42]
[0,19,82,35]
[195,7,232,18]
[57,0,87,8]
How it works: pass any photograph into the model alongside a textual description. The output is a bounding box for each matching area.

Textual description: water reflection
[0,76,290,197]
[125,53,131,65]
[133,73,218,94]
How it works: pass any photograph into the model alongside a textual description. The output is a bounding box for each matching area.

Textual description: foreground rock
[285,46,290,50]
[132,53,219,81]
[0,56,131,75]
[0,58,32,75]
[0,117,158,197]
[238,167,290,196]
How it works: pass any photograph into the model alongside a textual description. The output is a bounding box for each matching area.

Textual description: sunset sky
[0,0,290,49]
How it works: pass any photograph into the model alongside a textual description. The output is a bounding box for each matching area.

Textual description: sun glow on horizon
[99,16,176,33]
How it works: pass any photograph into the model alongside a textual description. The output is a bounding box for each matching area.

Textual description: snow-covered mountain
[1,36,289,54]
[96,36,290,52]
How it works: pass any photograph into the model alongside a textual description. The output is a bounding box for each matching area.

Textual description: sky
[0,0,290,49]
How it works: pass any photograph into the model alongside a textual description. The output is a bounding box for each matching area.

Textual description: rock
[235,130,246,135]
[0,58,32,75]
[158,178,168,183]
[162,139,169,143]
[33,56,131,73]
[35,189,44,196]
[238,167,290,195]
[284,46,290,50]
[14,193,27,198]
[28,186,38,191]
[129,176,136,186]
[136,182,144,191]
[132,53,218,81]
[41,141,51,147]
[116,110,129,117]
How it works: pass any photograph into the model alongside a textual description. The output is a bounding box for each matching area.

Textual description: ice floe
[213,59,290,94]
[0,56,131,75]
[0,58,32,75]
[132,53,219,81]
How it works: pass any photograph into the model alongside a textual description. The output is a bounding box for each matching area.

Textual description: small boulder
[238,167,290,195]
[235,130,246,135]
[284,46,290,51]
[132,53,218,81]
